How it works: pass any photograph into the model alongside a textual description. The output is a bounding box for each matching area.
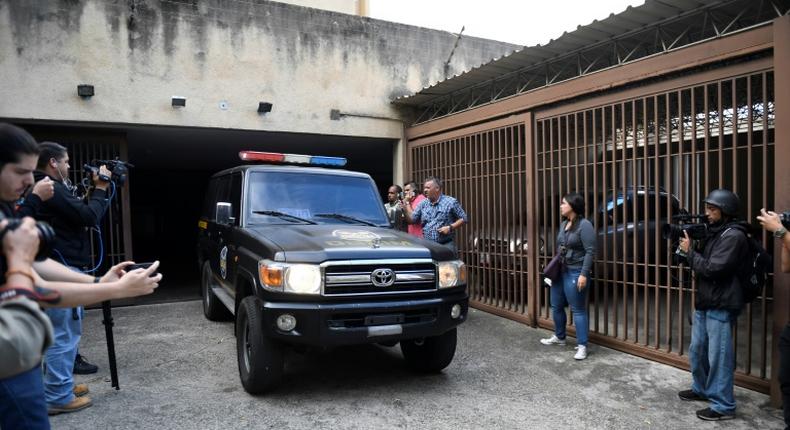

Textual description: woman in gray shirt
[540,192,596,360]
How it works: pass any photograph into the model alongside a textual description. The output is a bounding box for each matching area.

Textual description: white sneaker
[540,335,566,346]
[574,345,588,360]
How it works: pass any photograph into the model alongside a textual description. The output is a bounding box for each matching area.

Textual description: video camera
[661,214,709,241]
[0,211,55,261]
[83,158,133,187]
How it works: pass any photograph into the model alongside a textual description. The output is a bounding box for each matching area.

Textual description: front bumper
[259,290,469,347]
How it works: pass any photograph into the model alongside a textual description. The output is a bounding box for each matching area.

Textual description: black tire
[400,328,457,373]
[202,261,232,321]
[236,296,284,394]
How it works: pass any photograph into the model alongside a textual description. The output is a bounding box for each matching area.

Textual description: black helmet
[703,189,740,217]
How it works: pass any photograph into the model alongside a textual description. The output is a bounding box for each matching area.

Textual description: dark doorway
[7,120,396,303]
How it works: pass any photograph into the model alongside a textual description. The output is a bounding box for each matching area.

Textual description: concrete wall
[277,0,367,16]
[0,0,517,140]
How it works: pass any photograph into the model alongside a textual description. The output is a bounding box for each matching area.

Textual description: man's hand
[112,261,162,299]
[32,177,55,201]
[1,217,40,269]
[679,230,691,253]
[757,208,783,233]
[438,225,452,235]
[93,165,112,190]
[100,261,134,283]
[577,274,587,291]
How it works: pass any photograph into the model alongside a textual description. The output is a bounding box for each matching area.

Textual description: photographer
[0,123,161,424]
[756,208,790,429]
[676,189,748,421]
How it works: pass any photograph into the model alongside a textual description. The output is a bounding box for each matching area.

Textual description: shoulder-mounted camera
[83,158,133,187]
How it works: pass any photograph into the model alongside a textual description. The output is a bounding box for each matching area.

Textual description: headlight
[509,240,516,253]
[259,261,322,295]
[284,264,321,294]
[438,260,467,288]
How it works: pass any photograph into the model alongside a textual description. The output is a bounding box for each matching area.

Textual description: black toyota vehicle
[197,151,468,394]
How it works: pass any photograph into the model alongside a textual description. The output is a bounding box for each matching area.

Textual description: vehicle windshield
[246,171,389,226]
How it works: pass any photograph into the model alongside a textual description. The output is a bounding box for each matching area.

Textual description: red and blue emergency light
[239,151,347,167]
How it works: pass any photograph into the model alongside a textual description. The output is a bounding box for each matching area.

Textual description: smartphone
[127,262,157,275]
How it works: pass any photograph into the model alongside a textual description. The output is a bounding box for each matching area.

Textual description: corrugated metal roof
[393,0,737,107]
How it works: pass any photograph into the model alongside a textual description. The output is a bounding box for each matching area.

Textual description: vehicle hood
[246,224,455,263]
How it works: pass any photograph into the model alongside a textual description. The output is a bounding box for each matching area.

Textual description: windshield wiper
[252,210,316,225]
[313,213,378,227]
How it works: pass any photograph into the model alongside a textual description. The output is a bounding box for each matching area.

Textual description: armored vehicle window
[246,171,388,226]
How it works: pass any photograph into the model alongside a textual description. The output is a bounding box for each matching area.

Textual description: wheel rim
[242,318,251,373]
[202,265,211,311]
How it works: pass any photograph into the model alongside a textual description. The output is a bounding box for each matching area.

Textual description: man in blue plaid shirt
[402,176,467,257]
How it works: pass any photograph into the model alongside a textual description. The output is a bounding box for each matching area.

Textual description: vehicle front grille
[323,261,436,296]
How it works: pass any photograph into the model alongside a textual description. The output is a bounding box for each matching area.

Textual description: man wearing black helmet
[676,189,748,421]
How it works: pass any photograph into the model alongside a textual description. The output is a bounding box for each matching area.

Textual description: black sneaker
[73,354,98,375]
[696,407,735,421]
[678,389,707,402]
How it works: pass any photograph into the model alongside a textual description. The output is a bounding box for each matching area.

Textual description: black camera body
[83,158,133,187]
[781,211,790,229]
[0,211,55,261]
[662,214,709,241]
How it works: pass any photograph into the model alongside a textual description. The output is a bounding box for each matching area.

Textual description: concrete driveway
[52,300,784,429]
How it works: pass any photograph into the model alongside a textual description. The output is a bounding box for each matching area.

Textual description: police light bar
[238,151,347,167]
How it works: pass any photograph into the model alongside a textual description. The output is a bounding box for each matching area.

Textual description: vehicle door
[221,172,243,294]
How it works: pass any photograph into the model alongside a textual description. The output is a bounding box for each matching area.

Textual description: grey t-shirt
[0,296,53,379]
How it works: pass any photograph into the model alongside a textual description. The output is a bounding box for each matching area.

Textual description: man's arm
[33,258,95,283]
[35,261,161,308]
[47,180,109,227]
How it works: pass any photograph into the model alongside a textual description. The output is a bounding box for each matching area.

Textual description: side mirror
[216,202,235,225]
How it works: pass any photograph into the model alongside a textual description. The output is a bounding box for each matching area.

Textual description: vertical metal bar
[631,99,639,344]
[718,81,724,187]
[612,103,620,339]
[620,102,634,340]
[641,97,650,347]
[730,78,740,370]
[653,94,661,350]
[591,108,601,334]
[762,70,771,381]
[524,113,537,323]
[665,92,673,353]
[745,74,754,376]
[677,90,686,356]
[602,107,610,335]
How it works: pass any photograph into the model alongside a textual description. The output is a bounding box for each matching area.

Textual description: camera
[83,158,133,187]
[661,214,709,241]
[0,211,55,261]
[781,211,790,229]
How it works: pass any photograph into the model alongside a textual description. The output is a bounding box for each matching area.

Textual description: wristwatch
[775,226,787,239]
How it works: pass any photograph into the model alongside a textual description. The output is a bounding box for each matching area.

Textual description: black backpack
[730,224,772,304]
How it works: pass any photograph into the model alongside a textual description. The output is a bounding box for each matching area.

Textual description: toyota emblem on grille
[371,268,395,287]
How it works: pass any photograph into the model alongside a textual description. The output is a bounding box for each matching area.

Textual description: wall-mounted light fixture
[77,84,94,98]
[257,102,273,114]
[172,96,186,108]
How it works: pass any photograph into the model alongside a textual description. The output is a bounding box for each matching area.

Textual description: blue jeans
[689,309,737,415]
[43,306,82,407]
[0,365,51,429]
[549,266,589,346]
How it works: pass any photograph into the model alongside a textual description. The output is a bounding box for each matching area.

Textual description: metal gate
[408,60,777,392]
[408,115,533,321]
[533,66,775,391]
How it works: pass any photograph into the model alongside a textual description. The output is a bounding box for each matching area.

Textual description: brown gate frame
[405,17,790,405]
